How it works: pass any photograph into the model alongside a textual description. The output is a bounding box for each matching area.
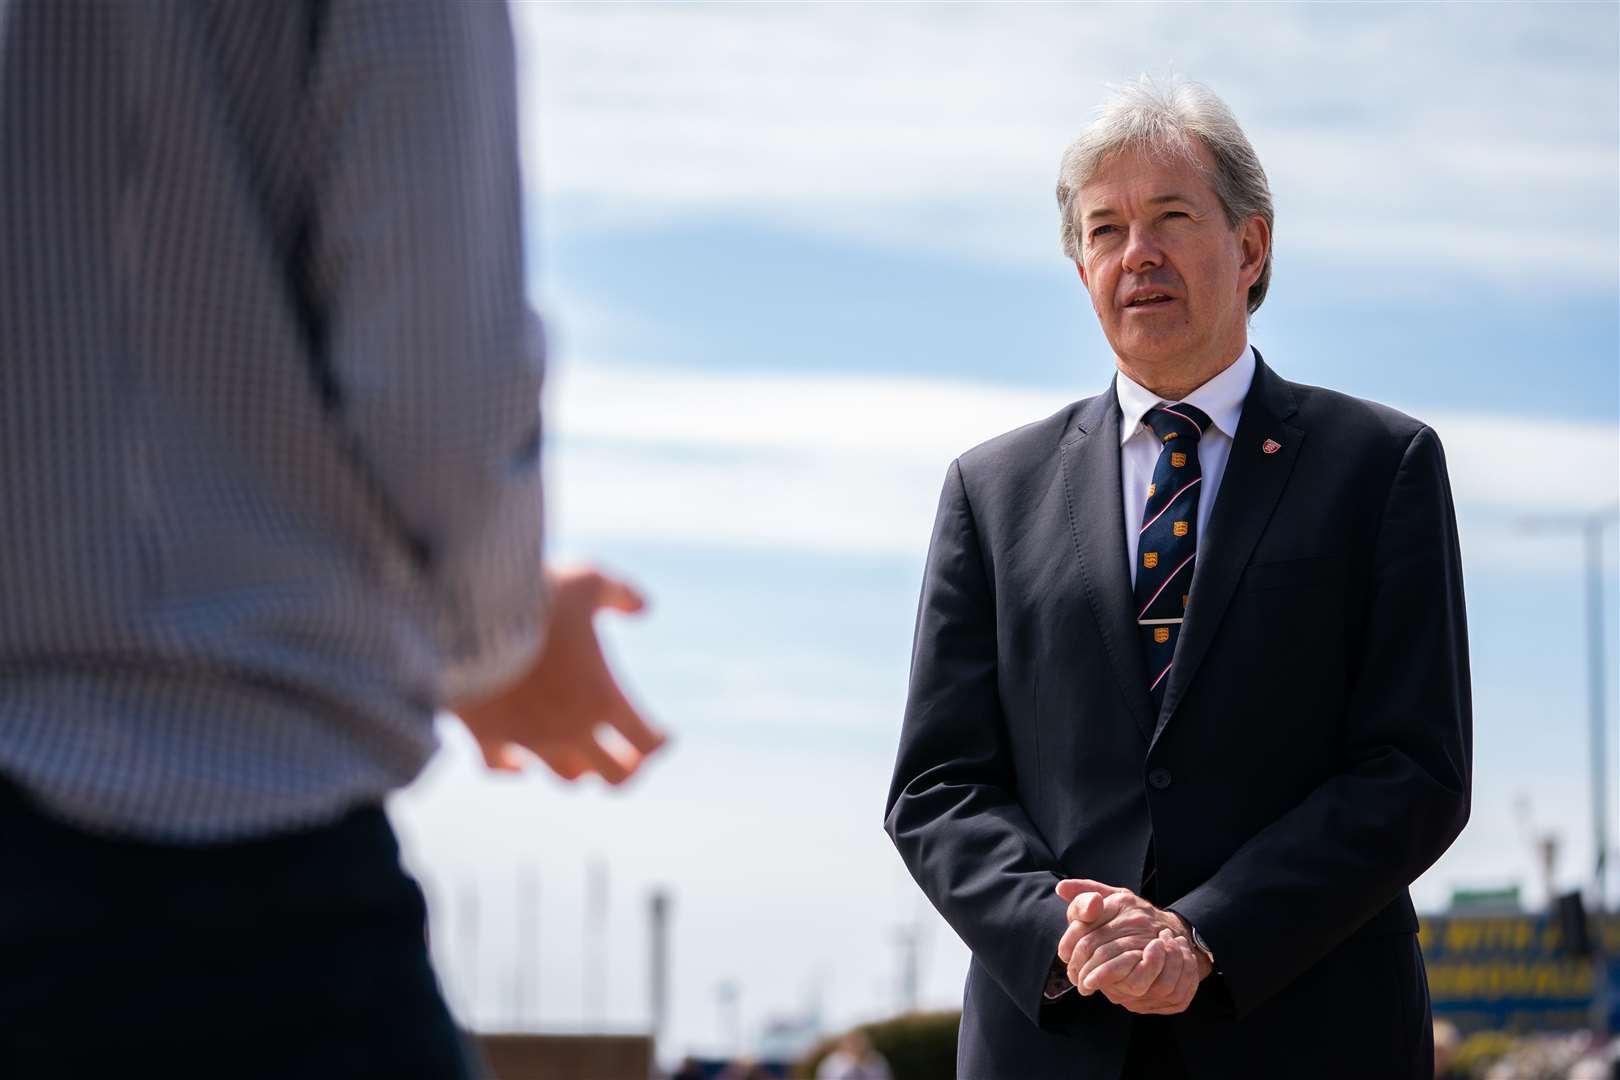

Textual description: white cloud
[546,358,1620,572]
[512,3,1619,283]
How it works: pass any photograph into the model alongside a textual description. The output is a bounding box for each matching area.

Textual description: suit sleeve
[1169,425,1472,1017]
[884,459,1072,1027]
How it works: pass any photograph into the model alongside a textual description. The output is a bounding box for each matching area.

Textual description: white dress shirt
[1117,346,1256,586]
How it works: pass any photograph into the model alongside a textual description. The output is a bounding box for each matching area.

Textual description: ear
[1076,259,1088,289]
[1237,215,1270,291]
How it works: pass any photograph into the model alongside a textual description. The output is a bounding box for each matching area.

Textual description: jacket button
[1148,768,1172,790]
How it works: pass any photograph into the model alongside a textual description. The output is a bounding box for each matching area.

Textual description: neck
[1118,341,1246,402]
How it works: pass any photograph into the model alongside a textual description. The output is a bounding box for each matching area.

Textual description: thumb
[1056,878,1123,902]
[595,574,647,615]
[1081,893,1109,921]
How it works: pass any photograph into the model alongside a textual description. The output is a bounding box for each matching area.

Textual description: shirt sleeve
[1042,956,1076,1000]
[303,0,545,702]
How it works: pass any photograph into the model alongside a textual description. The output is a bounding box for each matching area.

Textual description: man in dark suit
[884,75,1470,1079]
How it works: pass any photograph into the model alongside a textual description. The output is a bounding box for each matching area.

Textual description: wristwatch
[1187,922,1217,968]
[1168,909,1216,969]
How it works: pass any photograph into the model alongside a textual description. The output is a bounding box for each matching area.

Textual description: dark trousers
[0,777,478,1079]
[1123,1015,1188,1079]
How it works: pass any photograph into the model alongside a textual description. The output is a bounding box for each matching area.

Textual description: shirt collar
[1115,345,1256,445]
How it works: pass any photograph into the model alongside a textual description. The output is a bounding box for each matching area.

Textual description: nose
[1121,225,1163,274]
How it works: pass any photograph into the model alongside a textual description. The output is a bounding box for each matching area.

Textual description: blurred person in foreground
[0,2,662,1076]
[815,1031,893,1080]
[885,74,1470,1078]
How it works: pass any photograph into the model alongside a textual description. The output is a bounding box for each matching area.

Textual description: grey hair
[1056,75,1274,314]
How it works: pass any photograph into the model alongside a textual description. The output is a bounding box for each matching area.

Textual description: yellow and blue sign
[1419,913,1620,1033]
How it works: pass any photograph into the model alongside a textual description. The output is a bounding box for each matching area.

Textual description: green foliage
[794,1011,960,1080]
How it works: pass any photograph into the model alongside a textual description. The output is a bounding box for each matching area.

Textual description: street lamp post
[1583,517,1611,913]
[1524,507,1617,1039]
[1522,507,1617,910]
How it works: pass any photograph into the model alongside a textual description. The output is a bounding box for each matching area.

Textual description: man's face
[1075,143,1265,380]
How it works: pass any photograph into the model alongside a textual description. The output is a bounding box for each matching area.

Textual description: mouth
[1123,292,1177,309]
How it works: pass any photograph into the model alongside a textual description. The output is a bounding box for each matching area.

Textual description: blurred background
[384,3,1619,1076]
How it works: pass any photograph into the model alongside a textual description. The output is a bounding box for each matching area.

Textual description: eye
[1161,210,1188,222]
[1089,224,1117,240]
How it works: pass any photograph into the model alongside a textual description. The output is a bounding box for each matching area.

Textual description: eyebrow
[1082,193,1195,223]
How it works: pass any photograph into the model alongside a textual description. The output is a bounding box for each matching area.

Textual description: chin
[1116,333,1193,369]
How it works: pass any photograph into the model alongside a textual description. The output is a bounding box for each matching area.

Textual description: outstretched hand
[453,565,666,785]
[1053,879,1209,1015]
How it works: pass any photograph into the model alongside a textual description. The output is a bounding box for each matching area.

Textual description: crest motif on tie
[1170,452,1187,468]
[1143,551,1159,569]
[1163,431,1178,442]
[1172,520,1189,537]
[1153,627,1170,644]
[1182,593,1189,609]
[1147,482,1156,497]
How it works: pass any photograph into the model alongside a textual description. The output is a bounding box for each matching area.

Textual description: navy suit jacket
[884,354,1471,1079]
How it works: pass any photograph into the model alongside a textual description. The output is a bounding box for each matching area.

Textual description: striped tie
[1134,402,1213,710]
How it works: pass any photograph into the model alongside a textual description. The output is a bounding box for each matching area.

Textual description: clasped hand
[1054,879,1210,1015]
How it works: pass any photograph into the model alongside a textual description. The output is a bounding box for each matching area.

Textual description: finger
[1065,891,1109,925]
[1057,920,1088,965]
[1166,951,1201,1013]
[478,739,524,773]
[1065,922,1106,972]
[1072,936,1136,991]
[579,736,636,786]
[594,573,647,615]
[1071,916,1142,965]
[1076,927,1158,988]
[1101,984,1138,1008]
[1117,935,1168,997]
[1148,996,1192,1016]
[1083,949,1144,994]
[1069,886,1136,925]
[1078,938,1139,990]
[1143,930,1184,1000]
[1055,879,1125,903]
[609,699,667,756]
[1066,926,1109,975]
[532,745,590,782]
[1067,939,1099,991]
[1071,887,1141,927]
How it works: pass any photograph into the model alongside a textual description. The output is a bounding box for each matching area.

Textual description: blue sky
[543,219,1619,418]
[388,1,1620,1062]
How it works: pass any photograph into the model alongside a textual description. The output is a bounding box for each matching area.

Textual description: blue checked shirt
[0,0,545,840]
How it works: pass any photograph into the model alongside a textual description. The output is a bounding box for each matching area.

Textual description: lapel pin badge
[1261,437,1282,455]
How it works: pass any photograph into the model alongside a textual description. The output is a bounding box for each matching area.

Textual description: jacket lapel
[1154,353,1303,741]
[1059,386,1157,744]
